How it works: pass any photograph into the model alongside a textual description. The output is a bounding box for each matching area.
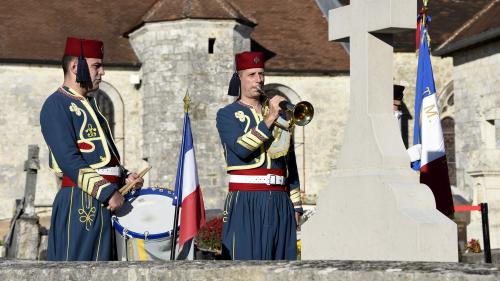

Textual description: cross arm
[329,5,351,42]
[329,0,416,42]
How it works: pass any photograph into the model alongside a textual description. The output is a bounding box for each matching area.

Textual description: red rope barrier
[454,205,481,212]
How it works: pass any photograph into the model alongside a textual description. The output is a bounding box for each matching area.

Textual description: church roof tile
[0,0,493,72]
[137,0,256,28]
[434,0,500,56]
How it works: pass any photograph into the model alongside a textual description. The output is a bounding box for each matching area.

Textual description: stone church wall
[451,40,500,248]
[0,54,454,221]
[128,19,249,211]
[0,64,142,220]
[0,34,457,224]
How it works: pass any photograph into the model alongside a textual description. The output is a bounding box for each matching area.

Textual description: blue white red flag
[173,113,206,247]
[412,23,454,216]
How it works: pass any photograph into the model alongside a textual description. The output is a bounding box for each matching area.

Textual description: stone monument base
[302,169,458,262]
[7,215,40,260]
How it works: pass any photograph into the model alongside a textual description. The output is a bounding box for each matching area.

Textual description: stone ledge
[1,260,499,281]
[462,249,500,264]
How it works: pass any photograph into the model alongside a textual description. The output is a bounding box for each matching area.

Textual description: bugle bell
[257,87,314,128]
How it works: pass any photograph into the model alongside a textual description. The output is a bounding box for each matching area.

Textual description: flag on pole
[173,112,206,248]
[411,16,454,217]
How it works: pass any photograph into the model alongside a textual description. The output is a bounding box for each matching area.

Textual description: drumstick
[119,166,152,195]
[119,165,152,194]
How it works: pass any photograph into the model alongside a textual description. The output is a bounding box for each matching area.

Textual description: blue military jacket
[40,87,120,203]
[216,101,301,196]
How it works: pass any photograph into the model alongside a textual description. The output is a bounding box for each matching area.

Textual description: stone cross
[329,0,417,169]
[23,145,40,217]
[6,145,41,259]
[302,0,458,261]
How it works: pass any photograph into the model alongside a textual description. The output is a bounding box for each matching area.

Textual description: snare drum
[112,187,179,261]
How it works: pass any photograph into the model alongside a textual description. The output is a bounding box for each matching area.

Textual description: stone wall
[1,260,499,281]
[393,52,454,147]
[0,50,455,220]
[128,19,250,210]
[0,64,142,220]
[0,31,459,231]
[451,40,500,248]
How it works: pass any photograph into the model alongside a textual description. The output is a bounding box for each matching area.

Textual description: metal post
[170,204,180,260]
[480,203,492,263]
[170,91,190,260]
[302,126,306,194]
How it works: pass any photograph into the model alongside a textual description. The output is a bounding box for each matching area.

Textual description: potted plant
[195,216,223,260]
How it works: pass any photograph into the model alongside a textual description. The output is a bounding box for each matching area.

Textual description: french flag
[173,112,206,248]
[411,22,454,217]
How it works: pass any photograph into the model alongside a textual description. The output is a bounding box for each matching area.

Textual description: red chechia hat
[235,51,264,71]
[64,37,104,59]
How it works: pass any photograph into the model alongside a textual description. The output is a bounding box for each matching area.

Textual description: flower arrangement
[195,216,223,253]
[465,239,482,253]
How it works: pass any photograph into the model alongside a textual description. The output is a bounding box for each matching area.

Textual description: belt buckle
[267,174,277,185]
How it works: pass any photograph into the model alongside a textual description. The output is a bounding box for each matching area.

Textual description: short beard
[79,81,96,92]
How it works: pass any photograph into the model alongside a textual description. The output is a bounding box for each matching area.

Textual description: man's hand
[295,212,302,231]
[264,95,286,129]
[107,191,124,211]
[126,172,144,190]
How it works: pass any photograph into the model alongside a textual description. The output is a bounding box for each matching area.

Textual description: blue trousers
[221,190,297,260]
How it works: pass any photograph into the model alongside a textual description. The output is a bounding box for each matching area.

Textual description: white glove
[407,144,422,162]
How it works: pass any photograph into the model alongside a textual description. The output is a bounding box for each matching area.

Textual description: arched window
[90,81,125,161]
[263,84,306,192]
[437,81,456,186]
[91,90,115,135]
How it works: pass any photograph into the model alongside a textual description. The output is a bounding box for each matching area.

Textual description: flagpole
[170,90,191,261]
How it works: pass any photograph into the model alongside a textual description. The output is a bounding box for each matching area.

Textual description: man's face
[393,99,402,112]
[239,67,264,99]
[393,99,403,120]
[85,57,105,91]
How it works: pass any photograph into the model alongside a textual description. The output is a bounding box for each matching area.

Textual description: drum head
[113,188,178,239]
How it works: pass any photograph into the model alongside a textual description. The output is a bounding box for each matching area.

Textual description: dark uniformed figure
[216,51,303,260]
[393,84,405,121]
[41,37,143,261]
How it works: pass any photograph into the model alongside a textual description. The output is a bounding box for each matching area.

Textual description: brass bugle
[257,87,314,127]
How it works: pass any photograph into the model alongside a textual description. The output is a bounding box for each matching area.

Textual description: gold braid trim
[77,168,111,199]
[236,137,255,151]
[237,128,268,151]
[290,188,302,209]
